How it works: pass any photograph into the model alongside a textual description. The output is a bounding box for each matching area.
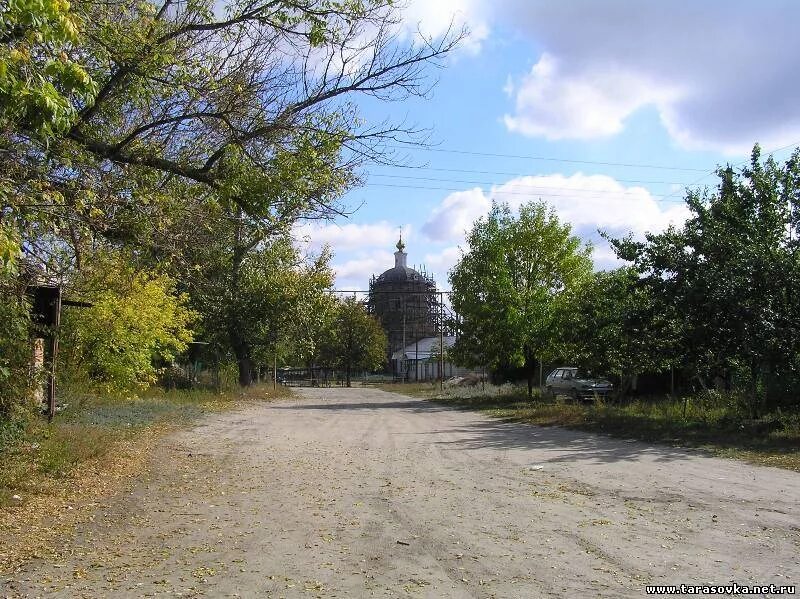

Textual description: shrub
[0,277,36,421]
[57,252,196,394]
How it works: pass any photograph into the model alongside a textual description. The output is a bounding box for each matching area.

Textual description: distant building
[391,336,472,381]
[368,236,439,378]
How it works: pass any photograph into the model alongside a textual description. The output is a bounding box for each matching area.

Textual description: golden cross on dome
[396,227,405,252]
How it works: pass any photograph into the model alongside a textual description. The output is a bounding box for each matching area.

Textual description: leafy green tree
[610,145,800,412]
[0,0,464,392]
[0,0,466,418]
[450,201,593,397]
[1,0,97,275]
[323,297,387,387]
[57,252,196,393]
[560,267,677,394]
[184,231,333,386]
[0,0,97,138]
[0,0,462,258]
[0,279,32,420]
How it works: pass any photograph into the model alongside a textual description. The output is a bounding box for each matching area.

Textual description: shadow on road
[276,393,703,465]
[272,399,451,412]
[428,418,709,465]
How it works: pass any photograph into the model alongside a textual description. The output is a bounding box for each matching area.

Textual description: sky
[293,0,800,291]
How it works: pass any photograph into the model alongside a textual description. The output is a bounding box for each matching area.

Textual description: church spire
[394,232,407,268]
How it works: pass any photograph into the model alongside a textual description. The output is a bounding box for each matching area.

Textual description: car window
[562,370,573,379]
[550,369,561,379]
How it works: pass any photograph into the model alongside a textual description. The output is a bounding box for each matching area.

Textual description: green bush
[0,279,36,421]
[57,252,196,394]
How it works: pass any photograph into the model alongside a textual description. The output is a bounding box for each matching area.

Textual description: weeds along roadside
[0,384,290,573]
[0,384,290,507]
[381,382,800,472]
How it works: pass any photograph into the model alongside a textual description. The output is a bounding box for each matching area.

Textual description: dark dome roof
[375,265,427,284]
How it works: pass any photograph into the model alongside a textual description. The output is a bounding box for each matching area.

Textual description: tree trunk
[228,303,253,387]
[346,365,351,387]
[228,208,253,387]
[237,355,253,387]
[524,353,535,399]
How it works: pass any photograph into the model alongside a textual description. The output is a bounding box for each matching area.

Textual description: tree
[188,233,336,386]
[54,0,463,195]
[0,0,97,138]
[609,145,800,412]
[57,251,196,393]
[1,0,465,388]
[450,201,593,397]
[0,277,31,420]
[0,0,76,410]
[559,267,677,395]
[1,0,97,276]
[2,0,464,254]
[323,297,387,387]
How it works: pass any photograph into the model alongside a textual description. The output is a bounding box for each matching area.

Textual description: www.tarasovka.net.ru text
[646,583,796,595]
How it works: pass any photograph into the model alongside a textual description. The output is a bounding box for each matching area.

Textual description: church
[367,237,470,381]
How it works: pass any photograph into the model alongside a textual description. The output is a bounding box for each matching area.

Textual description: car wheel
[571,389,580,403]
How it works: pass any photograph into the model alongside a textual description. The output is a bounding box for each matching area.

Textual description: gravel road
[5,387,799,598]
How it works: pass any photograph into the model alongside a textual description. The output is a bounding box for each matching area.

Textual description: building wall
[402,359,473,381]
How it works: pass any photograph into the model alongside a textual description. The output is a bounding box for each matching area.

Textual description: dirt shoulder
[0,386,288,577]
[4,387,799,598]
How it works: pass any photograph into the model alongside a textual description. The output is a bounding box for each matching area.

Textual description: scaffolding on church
[366,235,453,380]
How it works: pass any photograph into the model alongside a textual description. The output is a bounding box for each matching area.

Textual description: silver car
[545,367,613,400]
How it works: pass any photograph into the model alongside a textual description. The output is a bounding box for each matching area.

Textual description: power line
[373,165,694,185]
[386,145,710,172]
[369,173,683,196]
[654,139,800,204]
[361,182,687,203]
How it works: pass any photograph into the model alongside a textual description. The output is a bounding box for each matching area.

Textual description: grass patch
[0,384,290,508]
[383,382,800,471]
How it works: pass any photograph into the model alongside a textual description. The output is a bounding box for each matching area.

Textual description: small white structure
[391,336,472,381]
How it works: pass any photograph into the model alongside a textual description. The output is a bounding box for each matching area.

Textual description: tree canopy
[0,0,465,419]
[321,296,387,387]
[449,201,593,396]
[609,146,800,411]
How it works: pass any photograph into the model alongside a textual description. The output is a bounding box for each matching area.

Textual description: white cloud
[333,251,395,289]
[492,173,690,237]
[421,187,491,242]
[399,0,490,54]
[295,221,418,289]
[497,0,800,154]
[421,172,691,269]
[503,53,680,140]
[590,244,627,272]
[423,245,463,282]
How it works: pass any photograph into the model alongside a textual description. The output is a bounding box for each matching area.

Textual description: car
[545,367,613,401]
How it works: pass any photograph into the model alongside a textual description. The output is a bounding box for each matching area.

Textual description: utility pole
[402,299,406,382]
[439,291,444,391]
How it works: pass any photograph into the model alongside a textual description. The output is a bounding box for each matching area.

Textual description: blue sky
[294,0,800,291]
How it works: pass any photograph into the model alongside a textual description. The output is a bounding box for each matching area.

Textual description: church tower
[368,235,438,376]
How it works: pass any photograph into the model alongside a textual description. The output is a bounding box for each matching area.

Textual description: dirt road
[5,388,799,598]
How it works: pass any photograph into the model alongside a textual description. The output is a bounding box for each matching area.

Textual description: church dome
[375,265,426,284]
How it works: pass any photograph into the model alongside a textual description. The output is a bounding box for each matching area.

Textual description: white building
[391,336,473,381]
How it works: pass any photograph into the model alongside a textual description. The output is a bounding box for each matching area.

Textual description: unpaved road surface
[5,388,799,598]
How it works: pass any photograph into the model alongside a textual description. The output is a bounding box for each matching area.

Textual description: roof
[374,265,429,284]
[392,336,456,361]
